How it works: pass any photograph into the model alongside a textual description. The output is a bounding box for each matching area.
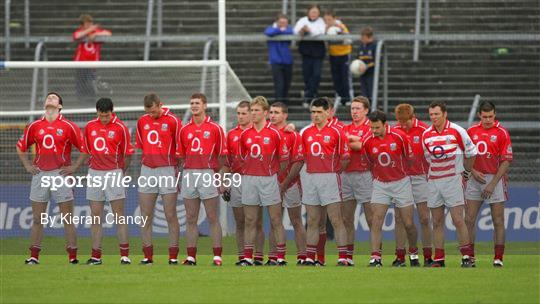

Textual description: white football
[349,59,367,76]
[326,26,341,35]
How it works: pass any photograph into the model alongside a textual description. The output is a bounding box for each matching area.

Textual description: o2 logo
[147,130,162,148]
[432,145,446,159]
[93,137,109,154]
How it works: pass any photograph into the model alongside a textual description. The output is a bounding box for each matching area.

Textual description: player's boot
[182,256,197,266]
[238,259,254,266]
[460,255,474,268]
[430,260,445,267]
[304,258,316,266]
[391,259,406,267]
[69,258,79,265]
[24,257,39,265]
[314,260,326,267]
[120,256,131,265]
[409,254,421,267]
[277,259,288,266]
[493,259,503,267]
[253,260,264,266]
[296,259,306,266]
[140,258,153,265]
[213,256,223,266]
[368,258,383,267]
[337,259,350,266]
[423,258,434,267]
[346,258,355,266]
[168,259,179,265]
[86,258,102,265]
[265,259,278,266]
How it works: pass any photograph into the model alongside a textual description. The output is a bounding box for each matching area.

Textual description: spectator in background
[73,14,112,104]
[324,10,352,106]
[294,5,326,108]
[264,14,294,104]
[357,27,377,102]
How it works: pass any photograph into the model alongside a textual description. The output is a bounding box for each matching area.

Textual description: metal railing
[468,94,481,127]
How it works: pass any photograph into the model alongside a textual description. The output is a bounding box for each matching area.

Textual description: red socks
[213,247,222,257]
[423,247,432,261]
[338,246,348,260]
[459,243,474,257]
[254,251,263,262]
[317,233,327,263]
[187,247,197,260]
[29,245,41,260]
[143,245,153,260]
[169,246,179,260]
[243,245,254,260]
[434,248,445,261]
[119,243,129,257]
[66,246,77,261]
[306,244,317,261]
[371,250,382,260]
[91,248,102,260]
[347,244,354,260]
[276,244,286,260]
[494,244,505,260]
[395,248,406,262]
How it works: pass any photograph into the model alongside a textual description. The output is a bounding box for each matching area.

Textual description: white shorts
[228,182,243,208]
[138,165,178,195]
[410,174,430,204]
[30,169,74,203]
[465,174,507,204]
[86,168,126,202]
[181,168,219,200]
[241,174,281,207]
[301,172,342,206]
[427,174,465,208]
[371,177,414,208]
[283,183,302,208]
[341,171,372,204]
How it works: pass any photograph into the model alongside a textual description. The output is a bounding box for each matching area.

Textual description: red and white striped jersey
[135,108,182,168]
[467,121,513,174]
[84,114,134,170]
[422,120,477,180]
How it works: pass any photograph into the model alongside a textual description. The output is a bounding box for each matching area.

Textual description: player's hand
[279,182,288,196]
[462,169,472,181]
[60,165,77,176]
[25,164,40,175]
[472,169,486,184]
[222,189,231,202]
[482,181,496,199]
[218,185,226,194]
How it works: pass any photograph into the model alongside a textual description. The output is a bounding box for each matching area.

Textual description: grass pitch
[1,237,538,304]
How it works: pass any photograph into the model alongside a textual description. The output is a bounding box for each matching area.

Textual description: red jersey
[17,114,86,171]
[392,118,429,176]
[239,122,289,176]
[467,121,513,174]
[422,120,477,180]
[362,125,412,182]
[344,119,371,172]
[301,121,350,173]
[277,127,304,188]
[226,124,249,174]
[84,114,134,170]
[135,108,181,168]
[73,27,110,61]
[329,116,345,130]
[177,116,227,170]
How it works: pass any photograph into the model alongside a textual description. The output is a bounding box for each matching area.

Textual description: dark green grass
[1,237,539,304]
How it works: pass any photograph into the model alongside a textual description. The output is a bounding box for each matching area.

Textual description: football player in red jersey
[83,98,133,265]
[465,101,512,267]
[362,111,418,267]
[224,101,266,265]
[268,102,307,265]
[300,97,350,266]
[17,92,87,264]
[178,93,227,266]
[136,93,182,265]
[422,101,477,267]
[237,96,289,266]
[392,103,432,267]
[341,96,373,266]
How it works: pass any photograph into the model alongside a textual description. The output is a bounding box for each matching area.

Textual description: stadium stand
[1,0,539,183]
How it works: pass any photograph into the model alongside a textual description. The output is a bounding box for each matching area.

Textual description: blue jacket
[264,25,293,65]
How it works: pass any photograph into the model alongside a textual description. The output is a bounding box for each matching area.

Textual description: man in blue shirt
[357,27,377,102]
[265,14,294,104]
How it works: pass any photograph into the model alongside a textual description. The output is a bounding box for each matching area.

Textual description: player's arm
[339,131,351,171]
[16,124,39,175]
[73,24,100,40]
[16,147,39,175]
[281,160,303,191]
[121,124,134,173]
